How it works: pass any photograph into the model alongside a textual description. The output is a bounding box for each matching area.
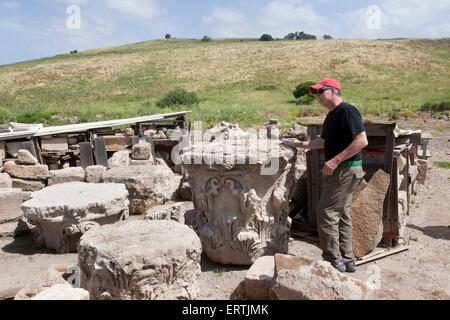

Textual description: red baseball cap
[309,78,342,94]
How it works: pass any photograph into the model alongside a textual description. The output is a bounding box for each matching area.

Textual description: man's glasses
[316,86,333,95]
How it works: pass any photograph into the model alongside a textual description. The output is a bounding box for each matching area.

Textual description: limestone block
[132,140,153,161]
[182,139,297,265]
[85,165,106,183]
[245,256,275,300]
[0,188,23,223]
[22,182,129,253]
[0,172,12,188]
[351,170,390,258]
[79,220,202,300]
[4,161,49,180]
[12,178,45,192]
[16,149,38,165]
[103,165,175,215]
[48,167,86,186]
[108,150,131,168]
[269,254,374,300]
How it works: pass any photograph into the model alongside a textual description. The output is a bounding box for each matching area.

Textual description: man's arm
[321,132,368,176]
[281,138,324,150]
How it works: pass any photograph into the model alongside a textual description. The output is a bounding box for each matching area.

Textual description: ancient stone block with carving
[21,182,129,253]
[182,139,297,265]
[78,220,202,300]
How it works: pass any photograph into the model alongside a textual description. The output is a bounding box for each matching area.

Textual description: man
[282,78,368,272]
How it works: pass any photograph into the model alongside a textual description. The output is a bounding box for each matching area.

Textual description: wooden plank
[40,136,69,152]
[93,137,108,167]
[355,246,410,266]
[34,112,191,137]
[32,138,44,164]
[103,136,132,152]
[384,128,395,173]
[386,158,400,237]
[307,126,321,229]
[79,142,94,168]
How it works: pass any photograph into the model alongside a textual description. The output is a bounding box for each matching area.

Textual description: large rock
[15,268,68,300]
[145,201,194,225]
[182,138,297,265]
[22,182,129,253]
[108,150,131,168]
[103,165,176,215]
[12,178,45,192]
[269,254,374,300]
[78,220,202,300]
[6,141,23,158]
[417,159,429,185]
[0,172,12,188]
[0,221,18,238]
[0,188,23,223]
[351,170,390,258]
[131,159,154,166]
[132,140,153,161]
[4,161,49,180]
[32,284,90,300]
[245,256,275,300]
[204,122,248,142]
[16,149,38,165]
[85,165,106,183]
[48,167,86,186]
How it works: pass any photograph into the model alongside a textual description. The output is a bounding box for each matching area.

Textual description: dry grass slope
[0,39,449,127]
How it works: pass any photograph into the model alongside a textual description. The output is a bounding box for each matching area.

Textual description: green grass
[434,161,450,169]
[0,38,449,128]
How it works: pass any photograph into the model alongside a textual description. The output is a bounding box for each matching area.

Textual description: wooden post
[79,142,94,168]
[307,126,321,230]
[93,137,108,167]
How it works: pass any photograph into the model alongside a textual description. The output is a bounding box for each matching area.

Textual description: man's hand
[322,158,339,176]
[281,139,302,149]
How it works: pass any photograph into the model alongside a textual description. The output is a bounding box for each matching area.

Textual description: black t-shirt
[321,102,365,162]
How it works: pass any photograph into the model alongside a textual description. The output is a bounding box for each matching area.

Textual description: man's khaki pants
[316,166,364,266]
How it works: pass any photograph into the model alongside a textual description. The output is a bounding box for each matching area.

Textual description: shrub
[0,106,11,124]
[165,34,171,39]
[70,50,78,54]
[293,81,315,99]
[295,94,315,105]
[259,34,273,41]
[323,35,333,40]
[201,35,211,42]
[284,31,317,40]
[420,101,450,113]
[16,110,58,125]
[156,88,199,108]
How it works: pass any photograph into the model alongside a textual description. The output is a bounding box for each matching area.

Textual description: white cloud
[202,7,251,38]
[104,0,163,19]
[259,0,332,37]
[340,1,450,38]
[0,1,20,9]
[380,0,450,37]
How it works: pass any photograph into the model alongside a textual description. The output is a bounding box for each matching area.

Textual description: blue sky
[0,0,449,65]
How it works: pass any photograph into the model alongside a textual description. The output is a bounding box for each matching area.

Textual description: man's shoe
[331,260,346,272]
[345,260,357,273]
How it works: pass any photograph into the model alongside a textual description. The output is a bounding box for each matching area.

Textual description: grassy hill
[0,38,449,128]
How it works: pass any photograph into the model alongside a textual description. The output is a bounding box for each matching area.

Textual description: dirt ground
[1,118,449,300]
